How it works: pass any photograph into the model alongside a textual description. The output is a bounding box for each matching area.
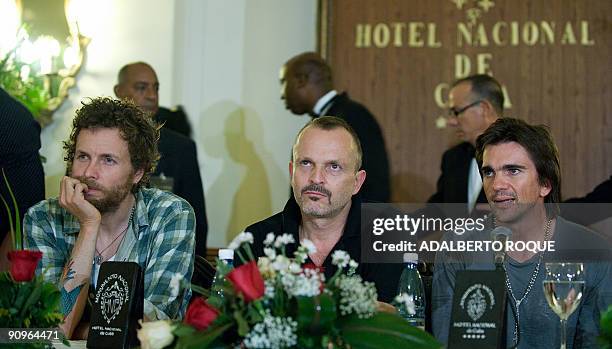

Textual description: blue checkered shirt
[24,187,195,320]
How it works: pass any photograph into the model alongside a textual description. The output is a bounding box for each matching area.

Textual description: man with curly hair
[24,97,195,339]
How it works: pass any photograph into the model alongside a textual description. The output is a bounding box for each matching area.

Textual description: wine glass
[542,263,585,349]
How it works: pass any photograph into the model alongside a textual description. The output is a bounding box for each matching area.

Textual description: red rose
[8,250,42,282]
[184,297,219,331]
[226,261,264,302]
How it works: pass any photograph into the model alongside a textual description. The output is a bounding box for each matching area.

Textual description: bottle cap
[219,249,234,260]
[403,252,418,263]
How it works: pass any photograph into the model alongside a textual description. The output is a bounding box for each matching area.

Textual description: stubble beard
[76,175,134,214]
[296,183,350,219]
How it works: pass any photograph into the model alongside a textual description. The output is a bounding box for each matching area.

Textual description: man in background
[279,52,390,203]
[114,62,208,257]
[428,74,503,215]
[0,87,45,270]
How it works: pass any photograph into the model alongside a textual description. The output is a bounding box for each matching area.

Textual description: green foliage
[0,272,66,348]
[0,272,63,328]
[600,305,612,349]
[1,168,22,250]
[0,42,52,121]
[339,312,441,349]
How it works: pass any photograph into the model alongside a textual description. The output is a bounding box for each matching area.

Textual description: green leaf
[599,305,612,349]
[173,323,197,337]
[339,312,442,349]
[18,282,42,322]
[234,309,249,337]
[175,322,232,349]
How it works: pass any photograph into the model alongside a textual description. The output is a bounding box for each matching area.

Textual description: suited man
[280,52,390,202]
[114,62,208,256]
[427,74,502,214]
[0,87,45,270]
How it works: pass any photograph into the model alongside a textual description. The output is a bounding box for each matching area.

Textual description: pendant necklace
[498,217,553,345]
[94,205,135,265]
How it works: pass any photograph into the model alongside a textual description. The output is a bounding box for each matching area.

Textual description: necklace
[500,217,553,345]
[94,205,135,265]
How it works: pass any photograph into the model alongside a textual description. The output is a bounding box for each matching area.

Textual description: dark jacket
[155,106,192,138]
[428,142,487,208]
[244,194,402,303]
[155,128,208,256]
[563,175,612,225]
[0,88,45,241]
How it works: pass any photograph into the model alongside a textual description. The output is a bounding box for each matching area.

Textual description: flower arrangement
[138,232,441,349]
[0,169,66,347]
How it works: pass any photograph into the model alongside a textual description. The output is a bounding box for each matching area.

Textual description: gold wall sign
[320,0,611,202]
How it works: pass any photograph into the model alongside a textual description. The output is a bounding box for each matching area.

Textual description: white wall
[40,0,317,248]
[42,0,177,196]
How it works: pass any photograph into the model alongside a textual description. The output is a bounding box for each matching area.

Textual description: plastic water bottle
[211,249,234,299]
[394,253,426,329]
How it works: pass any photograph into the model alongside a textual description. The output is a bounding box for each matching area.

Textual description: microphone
[491,226,512,269]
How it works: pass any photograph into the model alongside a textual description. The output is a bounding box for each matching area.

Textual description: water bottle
[394,253,426,329]
[211,249,234,299]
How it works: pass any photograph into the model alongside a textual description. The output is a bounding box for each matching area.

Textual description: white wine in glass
[543,263,585,349]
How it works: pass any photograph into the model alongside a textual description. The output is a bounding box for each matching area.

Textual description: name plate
[448,270,507,349]
[87,262,143,349]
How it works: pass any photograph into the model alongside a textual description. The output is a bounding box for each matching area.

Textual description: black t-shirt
[242,195,403,303]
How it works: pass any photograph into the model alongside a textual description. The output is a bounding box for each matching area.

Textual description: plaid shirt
[24,187,195,320]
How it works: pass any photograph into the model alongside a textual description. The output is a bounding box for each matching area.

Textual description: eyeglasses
[448,100,483,117]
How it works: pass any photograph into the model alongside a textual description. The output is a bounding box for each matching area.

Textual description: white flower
[263,247,277,259]
[331,250,351,268]
[300,239,317,254]
[137,320,175,349]
[282,267,324,297]
[271,255,290,272]
[288,261,302,274]
[264,279,276,299]
[273,233,295,248]
[335,274,378,318]
[169,273,183,298]
[228,231,254,250]
[258,257,275,278]
[394,293,416,316]
[263,232,275,246]
[243,312,297,349]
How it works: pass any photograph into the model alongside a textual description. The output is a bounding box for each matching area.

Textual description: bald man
[115,62,208,257]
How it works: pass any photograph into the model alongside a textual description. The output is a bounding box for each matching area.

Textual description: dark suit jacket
[427,142,486,212]
[322,92,390,202]
[155,106,192,138]
[563,175,612,225]
[155,128,208,256]
[0,88,45,241]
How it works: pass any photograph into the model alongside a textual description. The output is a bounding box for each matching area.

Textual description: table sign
[87,262,143,349]
[448,270,507,349]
